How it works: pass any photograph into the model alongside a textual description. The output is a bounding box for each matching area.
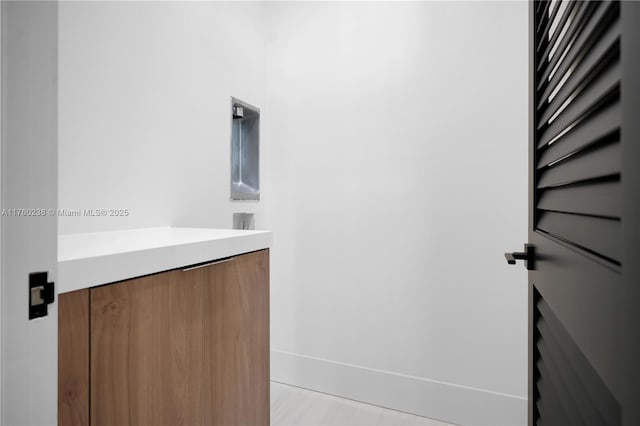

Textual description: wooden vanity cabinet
[59,249,270,426]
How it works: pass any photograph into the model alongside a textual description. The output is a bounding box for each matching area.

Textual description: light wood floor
[271,382,455,426]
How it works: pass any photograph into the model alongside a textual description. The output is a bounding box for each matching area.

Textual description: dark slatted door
[527,1,640,425]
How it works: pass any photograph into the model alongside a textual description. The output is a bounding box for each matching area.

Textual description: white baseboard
[271,349,527,426]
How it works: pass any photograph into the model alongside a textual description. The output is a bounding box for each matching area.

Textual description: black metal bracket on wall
[29,271,55,320]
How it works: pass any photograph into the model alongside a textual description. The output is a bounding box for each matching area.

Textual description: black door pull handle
[505,244,535,270]
[505,252,527,264]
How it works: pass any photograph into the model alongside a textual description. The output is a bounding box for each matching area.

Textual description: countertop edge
[58,228,272,294]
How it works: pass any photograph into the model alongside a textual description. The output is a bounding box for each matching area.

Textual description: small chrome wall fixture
[233,212,255,230]
[231,98,260,201]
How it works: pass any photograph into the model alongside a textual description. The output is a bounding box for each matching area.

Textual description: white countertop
[58,227,272,294]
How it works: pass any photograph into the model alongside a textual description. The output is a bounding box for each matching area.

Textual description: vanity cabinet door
[90,267,213,426]
[59,249,269,426]
[59,289,90,426]
[212,250,270,426]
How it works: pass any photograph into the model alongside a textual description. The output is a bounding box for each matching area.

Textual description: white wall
[58,1,267,234]
[59,2,529,425]
[264,2,529,425]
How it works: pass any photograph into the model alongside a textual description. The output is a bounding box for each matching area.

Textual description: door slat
[537,20,619,122]
[537,179,620,219]
[536,100,619,160]
[537,337,602,425]
[536,299,621,422]
[536,1,614,92]
[536,140,620,188]
[536,59,619,134]
[536,210,620,262]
